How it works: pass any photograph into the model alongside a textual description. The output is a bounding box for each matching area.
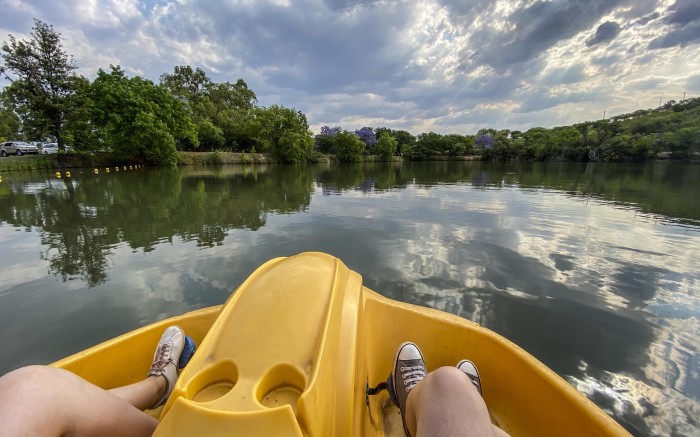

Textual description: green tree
[375,134,398,160]
[62,76,104,151]
[554,127,584,160]
[599,134,632,161]
[522,128,552,160]
[0,89,19,141]
[374,128,415,156]
[334,131,365,162]
[160,66,257,151]
[667,127,700,159]
[417,132,446,156]
[392,130,415,156]
[374,127,392,142]
[276,131,314,163]
[1,20,80,147]
[90,66,197,166]
[444,134,472,156]
[630,134,658,161]
[251,105,313,162]
[159,65,211,108]
[195,119,225,151]
[491,130,513,160]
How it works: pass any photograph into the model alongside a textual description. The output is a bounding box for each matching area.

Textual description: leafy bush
[334,131,365,162]
[375,134,398,160]
[207,150,223,165]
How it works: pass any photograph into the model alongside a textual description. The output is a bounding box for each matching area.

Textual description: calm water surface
[0,162,698,436]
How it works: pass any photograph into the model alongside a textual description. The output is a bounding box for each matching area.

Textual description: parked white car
[40,143,72,154]
[0,141,39,156]
[41,143,58,154]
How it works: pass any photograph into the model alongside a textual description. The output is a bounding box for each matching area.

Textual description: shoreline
[0,151,695,173]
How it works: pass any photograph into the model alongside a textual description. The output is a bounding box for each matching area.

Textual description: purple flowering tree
[354,127,377,150]
[315,126,342,153]
[319,126,341,136]
[475,134,494,150]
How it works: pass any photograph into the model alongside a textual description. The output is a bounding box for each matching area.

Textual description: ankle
[148,374,167,398]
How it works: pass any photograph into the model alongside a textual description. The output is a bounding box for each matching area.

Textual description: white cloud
[1,0,699,133]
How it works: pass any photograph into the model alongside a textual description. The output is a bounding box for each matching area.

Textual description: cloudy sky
[2,0,699,134]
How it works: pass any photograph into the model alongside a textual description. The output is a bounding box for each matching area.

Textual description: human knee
[421,366,481,397]
[428,366,470,387]
[1,365,49,383]
[0,365,66,392]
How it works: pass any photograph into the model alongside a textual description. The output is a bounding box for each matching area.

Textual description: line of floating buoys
[50,165,143,179]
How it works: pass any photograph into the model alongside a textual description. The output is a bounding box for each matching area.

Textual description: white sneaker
[456,359,482,395]
[148,325,185,408]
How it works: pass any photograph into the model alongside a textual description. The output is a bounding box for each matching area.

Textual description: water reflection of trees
[314,162,700,223]
[1,162,696,289]
[0,166,314,287]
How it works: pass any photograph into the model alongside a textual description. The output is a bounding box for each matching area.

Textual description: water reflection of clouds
[2,164,698,434]
[569,365,698,436]
[0,227,49,292]
[0,229,250,373]
[314,182,699,435]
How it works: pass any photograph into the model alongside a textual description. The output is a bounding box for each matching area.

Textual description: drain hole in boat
[256,363,307,414]
[188,360,238,403]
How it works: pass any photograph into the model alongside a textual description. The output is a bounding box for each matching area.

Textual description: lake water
[0,162,698,435]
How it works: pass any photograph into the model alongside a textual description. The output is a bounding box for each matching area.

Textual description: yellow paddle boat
[53,252,629,436]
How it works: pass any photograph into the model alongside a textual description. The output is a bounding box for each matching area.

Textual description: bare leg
[404,366,510,437]
[109,375,166,411]
[0,365,162,437]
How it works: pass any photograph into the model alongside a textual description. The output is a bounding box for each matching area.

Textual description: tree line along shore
[1,20,698,170]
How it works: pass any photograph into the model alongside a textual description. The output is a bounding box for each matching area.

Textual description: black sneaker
[388,342,426,437]
[456,359,482,395]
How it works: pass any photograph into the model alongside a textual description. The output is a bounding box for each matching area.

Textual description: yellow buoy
[106,168,110,173]
[0,176,3,183]
[66,171,71,178]
[94,168,99,174]
[123,166,127,171]
[129,165,133,170]
[116,167,119,172]
[56,171,61,179]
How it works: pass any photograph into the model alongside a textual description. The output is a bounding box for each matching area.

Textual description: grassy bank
[177,151,274,165]
[178,151,483,165]
[0,151,498,173]
[0,152,278,173]
[0,155,56,172]
[0,153,131,173]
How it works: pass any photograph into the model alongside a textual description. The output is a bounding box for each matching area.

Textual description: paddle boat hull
[53,252,629,436]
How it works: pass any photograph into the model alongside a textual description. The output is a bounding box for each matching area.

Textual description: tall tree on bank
[90,66,198,166]
[0,89,20,141]
[0,20,80,148]
[251,105,313,163]
[160,65,258,151]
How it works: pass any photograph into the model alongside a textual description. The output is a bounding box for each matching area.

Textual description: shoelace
[400,365,426,393]
[151,343,173,372]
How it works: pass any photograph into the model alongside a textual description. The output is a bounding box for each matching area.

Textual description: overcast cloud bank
[1,0,698,134]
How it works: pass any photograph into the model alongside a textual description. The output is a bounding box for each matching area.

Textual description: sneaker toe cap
[398,343,423,360]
